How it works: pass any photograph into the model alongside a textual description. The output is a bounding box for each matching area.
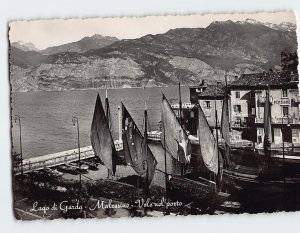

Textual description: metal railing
[13,140,125,175]
[255,117,300,124]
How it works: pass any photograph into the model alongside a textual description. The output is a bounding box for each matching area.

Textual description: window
[233,105,241,113]
[282,106,289,116]
[282,89,288,97]
[204,101,211,109]
[235,91,240,98]
[274,128,281,137]
[251,108,255,115]
[292,129,299,137]
[258,136,262,144]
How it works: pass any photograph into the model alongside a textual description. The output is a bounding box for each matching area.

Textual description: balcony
[231,117,248,128]
[258,96,273,104]
[258,96,292,105]
[171,102,196,109]
[274,98,291,106]
[255,117,300,125]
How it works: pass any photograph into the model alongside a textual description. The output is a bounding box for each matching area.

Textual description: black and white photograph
[8,11,300,220]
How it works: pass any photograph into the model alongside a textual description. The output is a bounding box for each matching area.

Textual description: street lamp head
[13,115,19,123]
[72,117,78,127]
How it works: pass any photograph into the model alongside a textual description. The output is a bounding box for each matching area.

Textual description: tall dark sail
[105,89,112,131]
[221,77,231,166]
[161,94,191,164]
[91,93,117,175]
[122,103,157,184]
[263,85,272,160]
[197,101,219,174]
[221,91,230,146]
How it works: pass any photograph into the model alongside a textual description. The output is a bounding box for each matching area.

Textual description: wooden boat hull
[166,175,230,209]
[82,161,98,170]
[57,165,80,175]
[272,153,300,165]
[223,168,300,192]
[223,168,300,212]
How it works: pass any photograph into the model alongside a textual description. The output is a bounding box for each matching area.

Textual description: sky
[9,11,296,50]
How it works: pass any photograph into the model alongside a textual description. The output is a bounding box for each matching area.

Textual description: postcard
[9,11,300,220]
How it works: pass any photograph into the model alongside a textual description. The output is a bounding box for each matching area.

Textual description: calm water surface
[11,87,189,183]
[12,86,189,186]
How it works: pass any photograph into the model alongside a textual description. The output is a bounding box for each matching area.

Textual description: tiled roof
[230,71,298,89]
[198,84,226,98]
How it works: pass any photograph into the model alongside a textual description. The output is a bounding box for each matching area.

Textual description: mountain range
[9,19,298,92]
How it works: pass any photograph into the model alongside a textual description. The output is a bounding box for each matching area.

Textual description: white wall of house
[230,90,250,125]
[255,88,299,124]
[198,99,223,127]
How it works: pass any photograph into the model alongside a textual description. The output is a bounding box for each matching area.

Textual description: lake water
[11,86,189,158]
[11,86,190,185]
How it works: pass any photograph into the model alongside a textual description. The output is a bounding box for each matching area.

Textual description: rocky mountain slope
[10,47,47,68]
[40,34,119,55]
[9,20,298,92]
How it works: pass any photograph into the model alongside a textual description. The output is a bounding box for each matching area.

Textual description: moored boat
[44,167,63,177]
[121,99,157,194]
[57,164,80,175]
[82,161,99,170]
[223,85,300,195]
[68,161,89,172]
[161,88,230,209]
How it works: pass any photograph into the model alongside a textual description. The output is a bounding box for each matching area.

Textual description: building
[170,53,299,146]
[230,71,300,145]
[190,82,225,128]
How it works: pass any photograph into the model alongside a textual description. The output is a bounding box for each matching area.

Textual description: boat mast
[179,82,183,125]
[263,84,272,167]
[225,73,231,166]
[105,81,111,179]
[162,94,168,206]
[178,82,185,176]
[214,90,220,191]
[225,74,229,129]
[144,87,149,196]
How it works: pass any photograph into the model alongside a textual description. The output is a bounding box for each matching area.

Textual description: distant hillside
[11,41,39,52]
[40,34,119,55]
[9,20,298,92]
[9,47,46,68]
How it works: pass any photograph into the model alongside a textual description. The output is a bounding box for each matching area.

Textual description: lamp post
[14,115,23,177]
[72,117,81,188]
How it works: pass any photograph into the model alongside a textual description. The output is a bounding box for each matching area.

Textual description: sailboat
[90,93,118,176]
[121,102,157,194]
[161,93,229,209]
[220,77,261,189]
[220,76,231,168]
[223,86,300,194]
